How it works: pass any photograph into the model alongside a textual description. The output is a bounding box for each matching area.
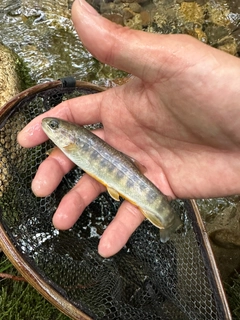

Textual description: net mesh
[0,82,230,319]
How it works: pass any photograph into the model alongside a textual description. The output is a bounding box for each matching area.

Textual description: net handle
[191,200,232,319]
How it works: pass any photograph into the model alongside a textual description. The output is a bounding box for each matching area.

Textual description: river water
[0,0,125,83]
[0,0,240,83]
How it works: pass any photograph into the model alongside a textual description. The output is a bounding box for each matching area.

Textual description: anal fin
[107,186,120,201]
[139,208,164,229]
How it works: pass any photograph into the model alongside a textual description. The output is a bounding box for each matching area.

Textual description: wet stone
[0,44,21,108]
[2,168,8,175]
[179,2,204,23]
[2,157,8,164]
[102,13,124,25]
[100,2,117,13]
[200,202,240,282]
[123,8,135,20]
[129,2,141,13]
[218,38,237,56]
[227,0,240,13]
[125,13,143,29]
[97,0,240,56]
[210,229,240,249]
[140,10,151,27]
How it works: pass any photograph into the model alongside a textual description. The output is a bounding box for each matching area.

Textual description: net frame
[0,80,232,320]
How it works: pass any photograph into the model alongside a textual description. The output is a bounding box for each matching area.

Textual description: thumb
[71,0,202,82]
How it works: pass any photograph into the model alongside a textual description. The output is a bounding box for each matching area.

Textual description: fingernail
[78,0,99,16]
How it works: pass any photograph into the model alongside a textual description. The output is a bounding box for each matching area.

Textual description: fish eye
[49,119,59,130]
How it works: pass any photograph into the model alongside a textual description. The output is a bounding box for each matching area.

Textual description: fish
[41,117,182,242]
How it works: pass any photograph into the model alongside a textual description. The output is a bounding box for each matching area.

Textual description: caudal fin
[159,216,182,243]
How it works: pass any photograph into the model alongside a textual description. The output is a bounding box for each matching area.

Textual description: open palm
[18,0,240,257]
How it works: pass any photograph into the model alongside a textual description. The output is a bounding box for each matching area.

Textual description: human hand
[18,0,240,257]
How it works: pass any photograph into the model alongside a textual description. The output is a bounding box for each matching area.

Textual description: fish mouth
[41,117,50,134]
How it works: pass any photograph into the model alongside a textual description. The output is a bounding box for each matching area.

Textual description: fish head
[42,117,60,131]
[42,117,67,135]
[42,117,78,149]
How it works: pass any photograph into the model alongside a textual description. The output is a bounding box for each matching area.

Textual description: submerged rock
[96,0,240,56]
[0,44,21,108]
[198,198,240,282]
[0,43,34,109]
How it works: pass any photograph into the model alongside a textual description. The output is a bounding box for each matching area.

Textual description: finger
[98,201,145,258]
[72,0,207,82]
[31,128,106,197]
[32,147,74,196]
[17,91,105,148]
[52,174,105,230]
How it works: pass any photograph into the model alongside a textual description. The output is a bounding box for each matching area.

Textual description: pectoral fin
[107,186,120,201]
[166,195,173,202]
[63,143,77,152]
[120,151,146,173]
[45,147,58,156]
[128,156,146,173]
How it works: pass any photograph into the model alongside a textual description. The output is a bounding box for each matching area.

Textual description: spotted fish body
[42,117,182,241]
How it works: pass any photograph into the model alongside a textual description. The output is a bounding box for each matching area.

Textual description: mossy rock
[0,43,34,108]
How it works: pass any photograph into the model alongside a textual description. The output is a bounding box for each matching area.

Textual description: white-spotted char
[42,117,182,241]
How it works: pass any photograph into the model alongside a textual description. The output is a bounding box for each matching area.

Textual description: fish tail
[159,216,182,243]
